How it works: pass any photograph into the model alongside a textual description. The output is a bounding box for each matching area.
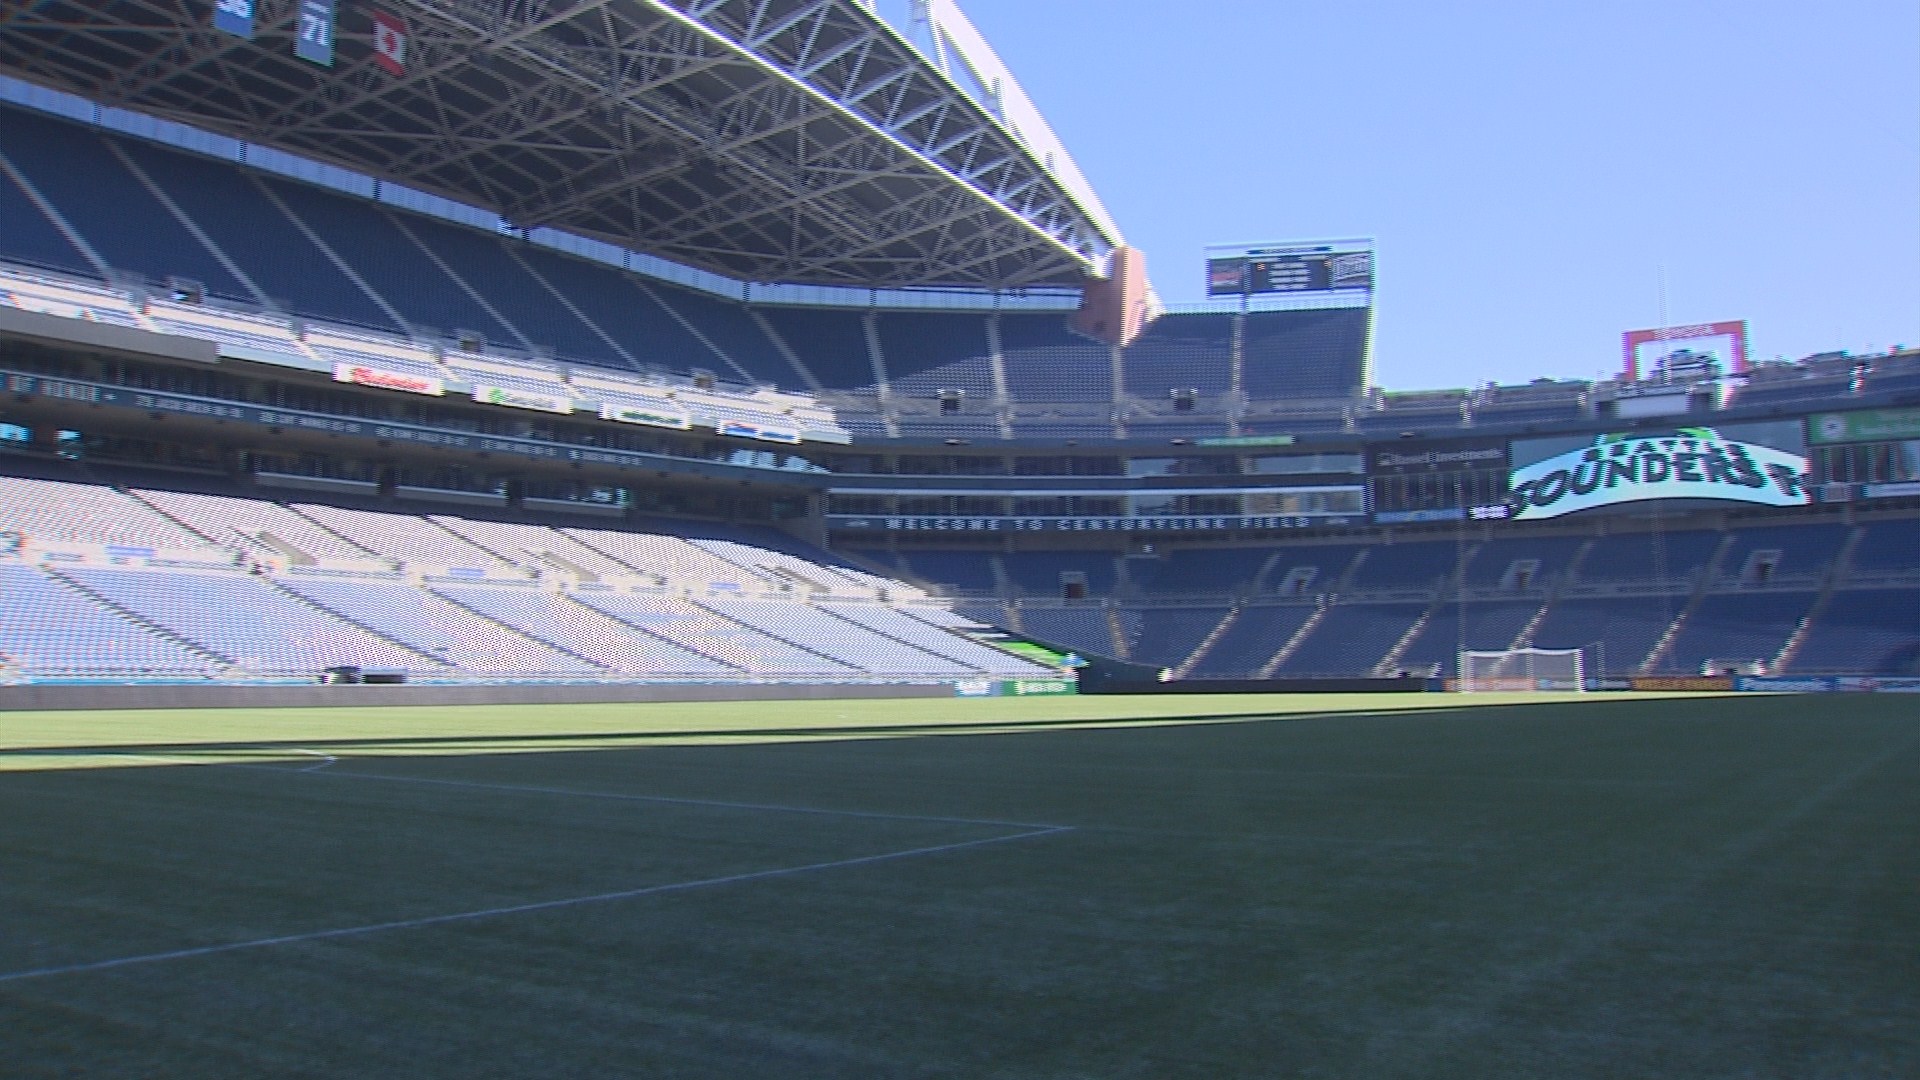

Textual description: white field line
[0,825,1071,986]
[234,763,1064,831]
[292,749,338,773]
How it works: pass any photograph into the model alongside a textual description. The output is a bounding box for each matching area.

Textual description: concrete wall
[0,682,954,712]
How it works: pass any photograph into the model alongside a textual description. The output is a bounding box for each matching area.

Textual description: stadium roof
[0,0,1123,291]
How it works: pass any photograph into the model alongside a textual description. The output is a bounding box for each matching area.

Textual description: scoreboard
[1206,240,1374,298]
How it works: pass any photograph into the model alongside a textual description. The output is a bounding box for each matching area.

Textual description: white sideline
[0,825,1071,985]
[292,749,338,773]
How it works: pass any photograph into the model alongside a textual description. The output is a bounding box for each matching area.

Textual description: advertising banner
[1808,408,1920,445]
[718,420,802,444]
[1734,676,1837,693]
[827,513,1361,533]
[600,402,691,430]
[1622,320,1748,380]
[1507,424,1809,520]
[472,384,574,415]
[1369,437,1508,476]
[332,362,444,397]
[1631,676,1735,692]
[952,678,1078,697]
[1832,677,1920,692]
[1373,507,1466,525]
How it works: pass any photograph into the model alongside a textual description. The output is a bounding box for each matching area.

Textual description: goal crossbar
[1458,647,1586,692]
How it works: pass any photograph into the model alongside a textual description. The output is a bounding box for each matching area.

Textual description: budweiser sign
[332,363,444,396]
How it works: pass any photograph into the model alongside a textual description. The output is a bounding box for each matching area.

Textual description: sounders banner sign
[1508,427,1808,520]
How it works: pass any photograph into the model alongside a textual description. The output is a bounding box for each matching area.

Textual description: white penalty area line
[0,824,1071,986]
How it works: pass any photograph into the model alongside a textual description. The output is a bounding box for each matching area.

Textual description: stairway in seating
[1639,533,1740,674]
[1373,603,1436,676]
[1172,606,1239,679]
[1258,601,1327,678]
[1769,526,1864,673]
[40,567,231,666]
[1508,537,1597,649]
[264,578,451,667]
[1106,604,1130,659]
[687,598,858,671]
[429,587,610,671]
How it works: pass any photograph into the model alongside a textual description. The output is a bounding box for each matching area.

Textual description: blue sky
[947,0,1919,391]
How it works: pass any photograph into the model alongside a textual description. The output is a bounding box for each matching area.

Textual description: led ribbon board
[1508,427,1809,520]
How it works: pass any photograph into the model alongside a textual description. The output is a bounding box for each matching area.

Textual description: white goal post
[1457,647,1587,692]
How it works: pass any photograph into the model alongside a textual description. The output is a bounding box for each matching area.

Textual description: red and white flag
[371,9,407,77]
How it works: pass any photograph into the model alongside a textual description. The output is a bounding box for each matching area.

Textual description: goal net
[1458,647,1586,692]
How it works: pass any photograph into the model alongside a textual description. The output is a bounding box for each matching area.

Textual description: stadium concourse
[0,3,1914,693]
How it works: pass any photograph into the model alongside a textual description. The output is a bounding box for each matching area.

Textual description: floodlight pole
[1454,472,1468,692]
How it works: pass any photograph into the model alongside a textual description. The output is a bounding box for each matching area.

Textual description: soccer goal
[1457,647,1586,692]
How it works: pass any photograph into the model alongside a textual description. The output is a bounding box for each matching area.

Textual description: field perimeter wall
[0,682,955,712]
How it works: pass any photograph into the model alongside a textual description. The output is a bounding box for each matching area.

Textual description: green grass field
[2,692,1915,1078]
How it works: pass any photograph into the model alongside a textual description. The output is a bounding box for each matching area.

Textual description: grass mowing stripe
[1348,716,1920,1075]
[0,825,1074,986]
[247,763,1067,830]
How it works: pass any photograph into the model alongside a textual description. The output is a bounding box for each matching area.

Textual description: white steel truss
[0,0,1121,290]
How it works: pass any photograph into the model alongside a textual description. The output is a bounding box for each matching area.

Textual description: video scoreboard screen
[1205,240,1374,298]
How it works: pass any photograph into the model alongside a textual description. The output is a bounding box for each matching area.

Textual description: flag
[371,9,408,77]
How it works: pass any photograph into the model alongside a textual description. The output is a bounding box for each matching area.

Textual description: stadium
[0,1,1914,1075]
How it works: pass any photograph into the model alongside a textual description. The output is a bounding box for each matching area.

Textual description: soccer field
[2,692,1914,1078]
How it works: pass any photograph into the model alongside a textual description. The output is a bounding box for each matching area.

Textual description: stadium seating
[1121,313,1233,398]
[0,475,213,550]
[1271,602,1426,677]
[261,176,516,343]
[1189,605,1318,677]
[655,290,801,389]
[1790,588,1920,674]
[1123,606,1232,669]
[0,106,251,300]
[1396,600,1545,674]
[115,136,401,332]
[1525,596,1679,674]
[0,159,95,276]
[1461,535,1589,589]
[279,574,603,676]
[0,563,218,678]
[758,307,873,390]
[1577,530,1725,584]
[56,564,437,675]
[1345,539,1462,591]
[1846,519,1920,576]
[1239,307,1371,400]
[1016,606,1116,659]
[1662,592,1814,674]
[999,314,1112,404]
